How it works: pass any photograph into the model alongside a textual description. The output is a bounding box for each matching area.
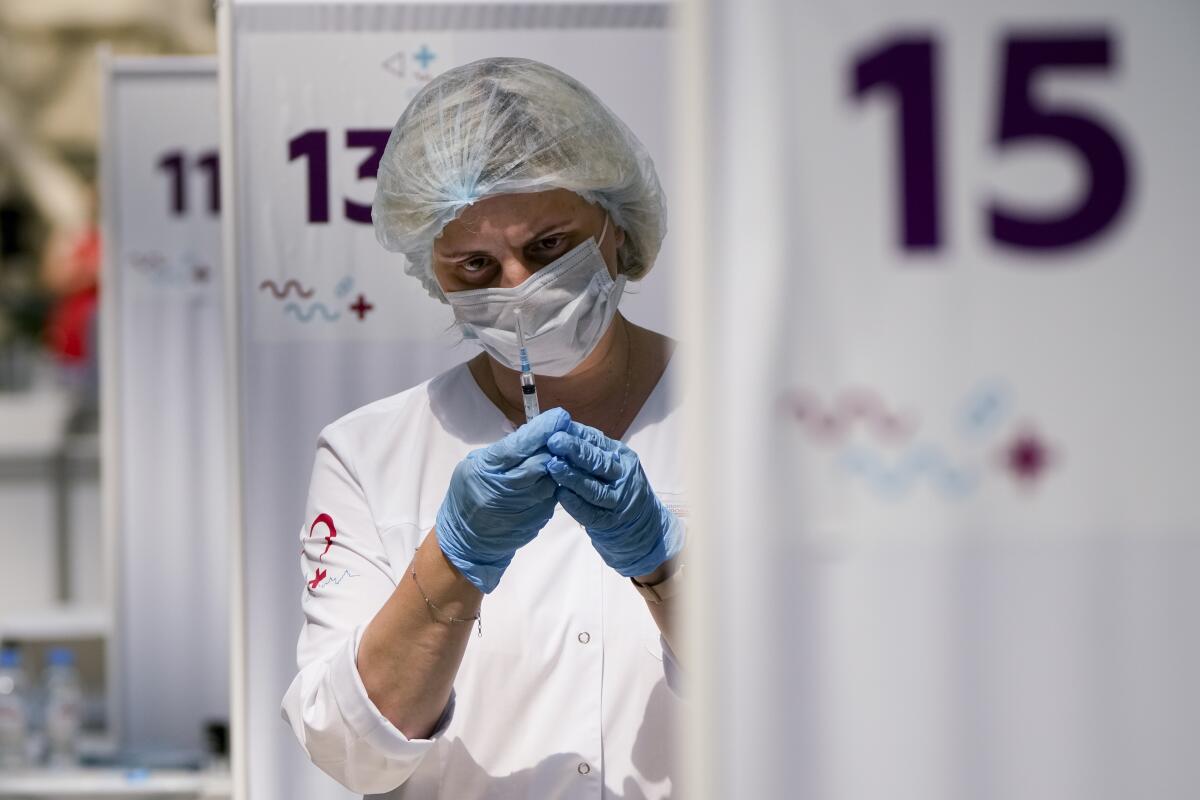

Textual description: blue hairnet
[372,57,667,301]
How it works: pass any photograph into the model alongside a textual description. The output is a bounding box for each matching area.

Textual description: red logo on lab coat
[308,568,327,590]
[310,512,337,560]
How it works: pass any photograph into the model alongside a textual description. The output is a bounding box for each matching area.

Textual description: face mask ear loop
[596,213,610,248]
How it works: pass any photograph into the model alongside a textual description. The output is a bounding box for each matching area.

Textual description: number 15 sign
[852,31,1130,252]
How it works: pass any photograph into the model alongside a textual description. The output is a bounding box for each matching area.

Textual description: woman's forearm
[644,593,677,657]
[358,528,482,739]
[636,556,680,659]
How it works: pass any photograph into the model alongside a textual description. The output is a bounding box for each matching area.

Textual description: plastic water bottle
[43,647,82,767]
[0,647,29,768]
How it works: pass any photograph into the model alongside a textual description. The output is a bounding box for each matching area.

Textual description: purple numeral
[288,128,391,225]
[990,33,1130,249]
[852,36,941,250]
[343,129,391,223]
[196,150,221,214]
[288,130,330,224]
[157,151,186,216]
[850,30,1129,255]
[156,150,220,216]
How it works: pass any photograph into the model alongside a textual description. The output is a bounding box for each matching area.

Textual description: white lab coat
[281,357,686,798]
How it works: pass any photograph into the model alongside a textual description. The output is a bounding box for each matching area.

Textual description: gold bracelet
[630,561,686,604]
[411,562,482,637]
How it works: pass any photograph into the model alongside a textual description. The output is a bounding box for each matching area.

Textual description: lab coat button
[578,762,591,775]
[577,631,590,644]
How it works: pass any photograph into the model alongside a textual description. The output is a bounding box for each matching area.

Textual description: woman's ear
[606,224,627,279]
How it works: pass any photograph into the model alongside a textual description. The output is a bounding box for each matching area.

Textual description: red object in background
[45,286,98,363]
[44,228,100,364]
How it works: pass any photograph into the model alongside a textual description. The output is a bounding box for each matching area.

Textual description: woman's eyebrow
[438,219,578,259]
[522,219,577,243]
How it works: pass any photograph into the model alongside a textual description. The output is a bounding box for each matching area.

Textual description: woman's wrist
[633,554,676,586]
[634,510,687,583]
[419,531,485,608]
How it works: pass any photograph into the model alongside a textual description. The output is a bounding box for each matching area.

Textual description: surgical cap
[372,57,667,301]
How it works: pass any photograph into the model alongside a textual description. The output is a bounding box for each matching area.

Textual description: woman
[282,58,687,798]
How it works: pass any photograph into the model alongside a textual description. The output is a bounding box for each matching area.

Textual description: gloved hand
[436,407,571,593]
[545,421,685,578]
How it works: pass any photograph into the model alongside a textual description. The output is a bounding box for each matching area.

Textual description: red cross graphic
[349,294,374,320]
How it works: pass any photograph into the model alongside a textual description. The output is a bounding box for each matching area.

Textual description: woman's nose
[496,255,542,289]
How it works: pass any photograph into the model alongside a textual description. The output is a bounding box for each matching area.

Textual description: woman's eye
[537,235,565,251]
[461,257,491,273]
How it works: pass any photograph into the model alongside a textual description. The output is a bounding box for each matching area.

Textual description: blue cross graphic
[415,45,436,70]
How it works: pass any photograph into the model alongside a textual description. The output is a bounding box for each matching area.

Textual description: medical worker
[282,58,686,798]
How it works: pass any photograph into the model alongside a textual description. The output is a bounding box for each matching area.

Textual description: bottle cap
[47,647,75,667]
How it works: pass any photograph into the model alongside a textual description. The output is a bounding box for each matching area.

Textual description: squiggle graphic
[284,302,341,322]
[778,387,918,444]
[960,383,1011,437]
[128,251,209,286]
[306,568,359,591]
[311,512,337,560]
[259,279,315,299]
[130,251,167,272]
[841,444,978,498]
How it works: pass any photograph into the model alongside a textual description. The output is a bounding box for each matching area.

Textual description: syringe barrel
[521,382,540,420]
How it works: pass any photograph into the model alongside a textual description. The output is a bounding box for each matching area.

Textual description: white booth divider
[217,2,674,796]
[100,55,231,758]
[679,1,1200,798]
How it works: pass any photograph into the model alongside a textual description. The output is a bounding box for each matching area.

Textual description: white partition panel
[218,3,674,796]
[100,55,230,758]
[679,1,1200,799]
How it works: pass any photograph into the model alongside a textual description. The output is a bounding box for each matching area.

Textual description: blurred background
[0,2,214,393]
[0,2,225,797]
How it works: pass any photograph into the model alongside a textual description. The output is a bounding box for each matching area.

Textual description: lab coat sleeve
[280,425,454,794]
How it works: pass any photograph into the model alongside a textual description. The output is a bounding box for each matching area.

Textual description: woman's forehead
[436,189,593,249]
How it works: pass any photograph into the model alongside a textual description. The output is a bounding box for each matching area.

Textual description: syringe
[514,308,541,422]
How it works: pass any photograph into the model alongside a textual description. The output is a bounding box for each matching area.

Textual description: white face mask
[443,216,625,377]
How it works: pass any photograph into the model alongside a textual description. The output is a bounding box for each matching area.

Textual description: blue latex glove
[436,408,571,593]
[545,421,685,578]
